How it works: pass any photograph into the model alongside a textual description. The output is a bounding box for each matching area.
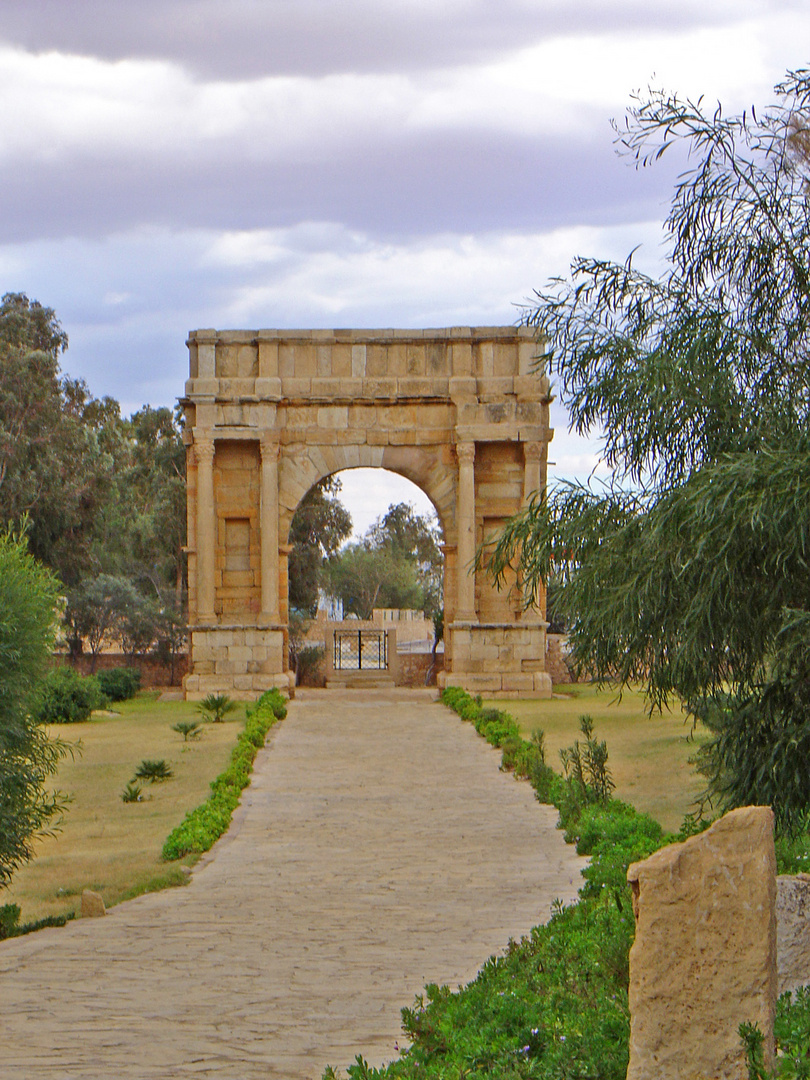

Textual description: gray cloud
[0,0,795,78]
[0,128,678,244]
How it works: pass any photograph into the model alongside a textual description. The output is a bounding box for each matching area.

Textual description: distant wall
[398,651,445,688]
[55,652,188,688]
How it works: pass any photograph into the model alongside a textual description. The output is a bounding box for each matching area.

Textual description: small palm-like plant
[172,720,202,742]
[132,759,173,783]
[196,693,238,723]
[121,782,143,802]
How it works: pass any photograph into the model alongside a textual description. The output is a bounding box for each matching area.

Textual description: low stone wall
[56,652,188,688]
[545,634,573,684]
[398,651,445,688]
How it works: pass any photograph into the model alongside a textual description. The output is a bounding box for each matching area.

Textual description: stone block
[478,376,514,396]
[501,673,534,692]
[776,874,810,997]
[363,378,395,399]
[282,377,312,398]
[318,405,349,428]
[254,377,282,399]
[532,672,552,697]
[81,890,106,918]
[222,571,255,588]
[626,807,776,1080]
[233,674,254,691]
[397,377,434,397]
[461,673,502,692]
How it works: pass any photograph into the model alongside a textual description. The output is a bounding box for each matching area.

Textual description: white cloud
[0,10,804,167]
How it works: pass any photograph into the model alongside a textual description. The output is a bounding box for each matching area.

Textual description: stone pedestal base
[183,625,292,700]
[444,622,552,699]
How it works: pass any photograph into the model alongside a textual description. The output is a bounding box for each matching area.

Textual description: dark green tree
[0,293,120,585]
[322,502,443,619]
[321,542,423,619]
[288,476,352,615]
[368,502,443,618]
[487,68,810,830]
[0,529,68,886]
[63,574,140,671]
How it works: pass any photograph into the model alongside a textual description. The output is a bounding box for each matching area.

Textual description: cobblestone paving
[0,689,586,1080]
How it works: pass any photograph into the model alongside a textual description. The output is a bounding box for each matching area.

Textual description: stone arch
[279,446,455,547]
[181,327,553,699]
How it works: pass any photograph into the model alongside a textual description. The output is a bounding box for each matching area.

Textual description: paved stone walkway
[0,689,586,1080]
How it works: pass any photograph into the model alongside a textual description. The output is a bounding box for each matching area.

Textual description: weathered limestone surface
[777,873,810,997]
[182,328,554,700]
[626,807,777,1080]
[80,890,105,918]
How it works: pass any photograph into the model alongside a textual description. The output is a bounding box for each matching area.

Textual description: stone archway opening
[181,326,553,700]
[288,466,446,688]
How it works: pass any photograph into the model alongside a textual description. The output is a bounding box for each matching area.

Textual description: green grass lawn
[487,683,708,832]
[3,692,246,924]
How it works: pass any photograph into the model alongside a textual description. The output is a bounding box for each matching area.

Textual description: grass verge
[489,683,707,832]
[162,688,287,859]
[1,690,276,923]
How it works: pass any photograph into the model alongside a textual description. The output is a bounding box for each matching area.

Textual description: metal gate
[333,629,388,671]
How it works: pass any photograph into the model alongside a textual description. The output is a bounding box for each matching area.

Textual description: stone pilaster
[259,438,280,623]
[194,433,216,624]
[456,441,477,621]
[523,441,543,506]
[521,440,546,618]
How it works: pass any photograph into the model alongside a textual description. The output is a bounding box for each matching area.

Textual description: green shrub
[132,759,173,782]
[257,686,287,720]
[0,902,73,940]
[162,688,286,860]
[32,667,107,724]
[171,720,202,742]
[196,693,238,723]
[97,667,141,702]
[121,782,143,803]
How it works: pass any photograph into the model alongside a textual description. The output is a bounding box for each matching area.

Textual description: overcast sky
[2,1,806,534]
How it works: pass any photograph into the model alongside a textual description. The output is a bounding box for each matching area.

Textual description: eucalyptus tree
[488,68,810,829]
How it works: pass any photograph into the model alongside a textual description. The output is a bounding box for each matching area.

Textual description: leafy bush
[97,666,141,702]
[121,782,143,803]
[32,667,107,724]
[162,688,286,860]
[256,686,287,720]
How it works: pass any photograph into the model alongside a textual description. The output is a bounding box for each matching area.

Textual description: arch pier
[181,327,554,699]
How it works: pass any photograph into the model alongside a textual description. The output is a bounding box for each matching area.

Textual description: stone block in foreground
[626,806,776,1080]
[777,873,810,998]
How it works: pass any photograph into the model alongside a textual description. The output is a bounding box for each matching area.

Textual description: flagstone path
[0,688,586,1080]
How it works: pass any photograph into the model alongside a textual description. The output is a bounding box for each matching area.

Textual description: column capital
[259,437,280,462]
[194,434,215,465]
[523,440,543,463]
[456,441,475,466]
